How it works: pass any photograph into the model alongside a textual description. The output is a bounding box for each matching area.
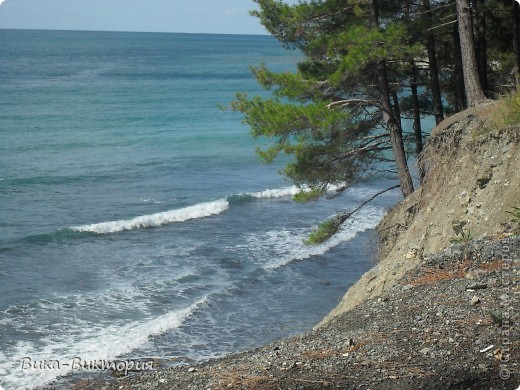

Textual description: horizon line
[0,27,271,37]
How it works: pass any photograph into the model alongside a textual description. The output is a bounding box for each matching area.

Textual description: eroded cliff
[320,101,520,325]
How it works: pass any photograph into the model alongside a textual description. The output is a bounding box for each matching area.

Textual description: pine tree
[226,0,429,242]
[228,0,518,242]
[233,0,420,198]
[456,0,486,106]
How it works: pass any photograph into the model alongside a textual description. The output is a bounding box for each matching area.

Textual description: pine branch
[306,184,400,245]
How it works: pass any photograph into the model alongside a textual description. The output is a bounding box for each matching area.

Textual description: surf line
[71,198,230,234]
[71,185,306,234]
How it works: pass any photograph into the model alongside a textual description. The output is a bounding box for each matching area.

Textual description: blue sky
[0,0,299,35]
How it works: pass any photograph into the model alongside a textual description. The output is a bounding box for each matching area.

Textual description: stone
[471,296,481,305]
[476,170,492,189]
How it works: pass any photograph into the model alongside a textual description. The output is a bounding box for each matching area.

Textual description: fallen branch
[335,184,401,225]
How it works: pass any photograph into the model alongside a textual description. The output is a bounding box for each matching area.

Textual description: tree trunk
[380,92,415,198]
[473,0,488,95]
[456,0,486,106]
[411,61,425,183]
[391,89,403,132]
[369,0,414,197]
[423,0,444,124]
[453,22,467,110]
[513,1,520,87]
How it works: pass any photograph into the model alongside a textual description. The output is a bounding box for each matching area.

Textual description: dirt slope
[320,101,520,325]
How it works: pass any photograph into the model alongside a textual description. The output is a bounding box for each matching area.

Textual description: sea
[0,29,402,389]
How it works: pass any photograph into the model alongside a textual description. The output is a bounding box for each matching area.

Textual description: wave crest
[72,199,229,234]
[70,184,378,235]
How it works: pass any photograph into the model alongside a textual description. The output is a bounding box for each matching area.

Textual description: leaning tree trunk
[456,0,486,106]
[369,0,414,197]
[423,0,444,124]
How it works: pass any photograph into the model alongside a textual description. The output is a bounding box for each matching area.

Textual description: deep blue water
[0,29,400,389]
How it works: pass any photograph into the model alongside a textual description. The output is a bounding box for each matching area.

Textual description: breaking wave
[72,199,229,234]
[71,185,307,234]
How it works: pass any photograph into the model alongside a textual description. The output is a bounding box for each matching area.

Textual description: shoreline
[68,103,520,389]
[71,235,518,389]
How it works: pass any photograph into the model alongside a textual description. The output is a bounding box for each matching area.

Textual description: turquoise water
[0,29,399,389]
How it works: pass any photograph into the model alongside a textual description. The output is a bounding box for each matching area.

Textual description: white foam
[81,296,208,358]
[253,206,386,269]
[247,183,364,199]
[0,297,207,390]
[72,199,229,234]
[141,198,163,204]
[248,185,302,199]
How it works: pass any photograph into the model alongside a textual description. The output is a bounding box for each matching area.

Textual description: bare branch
[326,99,380,110]
[427,19,457,31]
[360,133,388,141]
[338,141,391,160]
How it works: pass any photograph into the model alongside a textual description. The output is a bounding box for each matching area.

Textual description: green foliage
[450,227,473,244]
[251,64,319,101]
[242,0,432,193]
[329,23,423,83]
[293,187,325,203]
[305,216,342,245]
[229,91,377,188]
[251,0,361,53]
[231,0,519,245]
